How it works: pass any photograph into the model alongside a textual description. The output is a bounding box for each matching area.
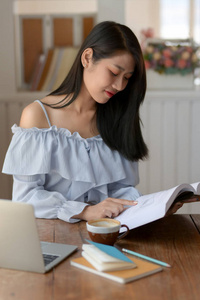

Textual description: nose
[112,77,126,92]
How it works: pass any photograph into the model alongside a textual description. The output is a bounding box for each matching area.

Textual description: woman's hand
[165,194,200,217]
[74,197,138,221]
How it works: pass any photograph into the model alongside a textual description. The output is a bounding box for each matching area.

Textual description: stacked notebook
[70,240,163,284]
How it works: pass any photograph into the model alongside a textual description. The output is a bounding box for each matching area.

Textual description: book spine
[37,49,54,91]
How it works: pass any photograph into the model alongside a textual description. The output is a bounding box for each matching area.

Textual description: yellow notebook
[70,255,163,284]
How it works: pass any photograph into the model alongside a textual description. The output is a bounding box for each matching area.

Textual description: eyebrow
[113,64,134,74]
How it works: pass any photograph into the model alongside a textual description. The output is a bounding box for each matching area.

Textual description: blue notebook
[85,239,132,263]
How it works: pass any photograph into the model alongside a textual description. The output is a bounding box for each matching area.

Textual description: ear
[81,48,93,68]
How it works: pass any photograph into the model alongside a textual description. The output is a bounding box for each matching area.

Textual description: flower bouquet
[143,38,198,76]
[143,38,199,89]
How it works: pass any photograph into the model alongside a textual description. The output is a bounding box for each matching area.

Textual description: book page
[190,182,200,194]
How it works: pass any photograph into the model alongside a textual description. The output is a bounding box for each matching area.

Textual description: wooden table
[1,215,200,300]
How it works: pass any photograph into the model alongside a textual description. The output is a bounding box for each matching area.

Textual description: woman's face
[82,49,135,104]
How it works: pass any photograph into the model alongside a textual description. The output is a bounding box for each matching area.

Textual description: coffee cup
[86,218,129,245]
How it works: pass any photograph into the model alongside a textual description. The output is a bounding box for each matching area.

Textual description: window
[194,0,200,43]
[160,0,200,43]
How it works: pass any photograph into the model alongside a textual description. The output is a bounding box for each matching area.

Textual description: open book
[115,182,200,231]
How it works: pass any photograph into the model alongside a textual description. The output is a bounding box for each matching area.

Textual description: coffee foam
[92,221,117,227]
[87,218,121,234]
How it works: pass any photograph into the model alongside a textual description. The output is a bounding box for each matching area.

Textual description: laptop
[0,199,78,273]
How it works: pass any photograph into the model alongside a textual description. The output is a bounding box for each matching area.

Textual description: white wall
[97,0,125,24]
[14,0,97,14]
[0,0,16,95]
[97,0,160,41]
[125,0,160,41]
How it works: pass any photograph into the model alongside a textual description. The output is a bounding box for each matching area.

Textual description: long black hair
[47,21,148,161]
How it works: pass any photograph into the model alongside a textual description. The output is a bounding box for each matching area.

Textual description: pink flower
[177,59,187,69]
[141,28,154,38]
[144,60,151,69]
[164,58,174,68]
[163,49,172,58]
[186,47,193,53]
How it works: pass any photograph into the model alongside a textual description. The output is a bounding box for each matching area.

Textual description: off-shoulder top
[2,100,141,223]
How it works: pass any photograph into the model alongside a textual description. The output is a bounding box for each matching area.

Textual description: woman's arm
[13,174,138,222]
[12,174,89,223]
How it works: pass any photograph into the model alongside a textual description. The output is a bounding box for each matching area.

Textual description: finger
[179,196,200,203]
[175,203,183,209]
[166,202,184,216]
[104,209,113,218]
[101,203,126,218]
[171,203,183,214]
[108,198,138,206]
[105,205,124,218]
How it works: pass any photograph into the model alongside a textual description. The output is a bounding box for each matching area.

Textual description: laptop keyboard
[43,253,59,266]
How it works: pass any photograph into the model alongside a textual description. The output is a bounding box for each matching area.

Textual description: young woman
[2,21,188,222]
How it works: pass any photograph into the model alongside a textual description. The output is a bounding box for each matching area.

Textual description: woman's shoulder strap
[34,100,52,127]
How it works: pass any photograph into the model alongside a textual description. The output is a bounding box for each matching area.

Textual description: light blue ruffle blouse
[2,100,141,223]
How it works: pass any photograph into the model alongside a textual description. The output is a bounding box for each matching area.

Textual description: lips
[105,91,115,98]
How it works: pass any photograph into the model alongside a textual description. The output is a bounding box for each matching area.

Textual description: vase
[146,70,194,90]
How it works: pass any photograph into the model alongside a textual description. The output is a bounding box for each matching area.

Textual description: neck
[71,83,96,114]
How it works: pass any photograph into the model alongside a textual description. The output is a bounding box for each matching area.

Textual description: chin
[94,98,110,104]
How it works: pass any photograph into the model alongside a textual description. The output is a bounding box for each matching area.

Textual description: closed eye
[110,70,118,76]
[124,74,133,81]
[110,70,132,81]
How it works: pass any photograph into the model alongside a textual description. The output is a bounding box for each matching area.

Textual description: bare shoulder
[19,100,49,128]
[19,95,67,128]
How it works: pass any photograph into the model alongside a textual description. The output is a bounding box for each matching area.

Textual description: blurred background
[0,0,200,213]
